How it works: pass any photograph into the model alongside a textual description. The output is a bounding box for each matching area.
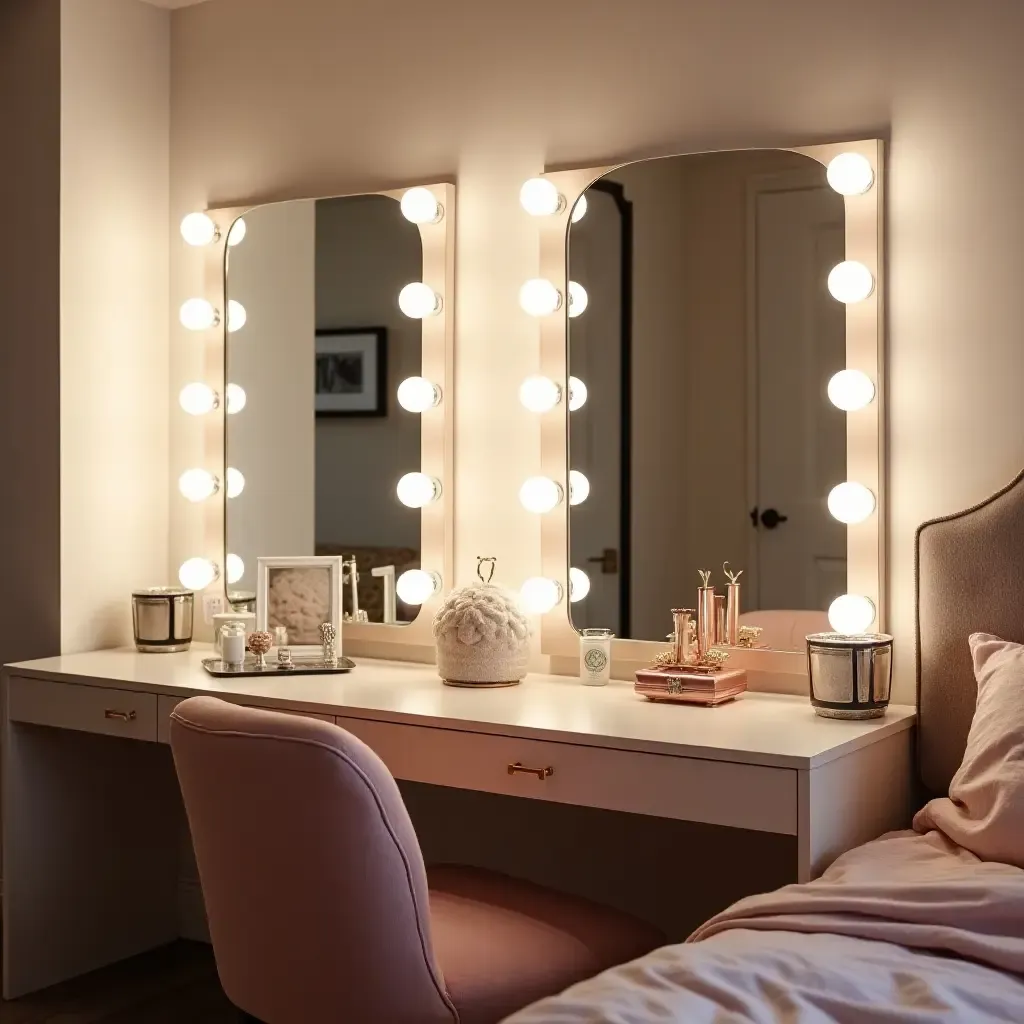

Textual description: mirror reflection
[568,150,847,650]
[225,194,425,624]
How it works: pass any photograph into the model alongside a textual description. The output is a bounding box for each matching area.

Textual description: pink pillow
[913,633,1024,867]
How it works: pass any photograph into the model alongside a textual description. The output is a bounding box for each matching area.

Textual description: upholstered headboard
[916,468,1024,795]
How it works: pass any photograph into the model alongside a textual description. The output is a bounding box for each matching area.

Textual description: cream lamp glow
[227,300,247,333]
[827,261,874,303]
[520,577,563,614]
[568,376,588,411]
[397,569,441,605]
[519,477,564,514]
[226,383,247,414]
[570,194,588,223]
[178,469,219,503]
[180,212,218,247]
[568,281,589,318]
[226,553,245,586]
[227,467,245,499]
[569,470,590,505]
[398,283,442,318]
[179,383,218,416]
[396,472,441,508]
[519,178,564,216]
[826,153,874,196]
[569,567,590,602]
[519,279,562,317]
[227,218,246,246]
[827,482,876,524]
[828,370,875,411]
[179,557,220,591]
[519,376,562,413]
[397,377,441,412]
[828,594,876,634]
[179,298,218,331]
[400,187,443,224]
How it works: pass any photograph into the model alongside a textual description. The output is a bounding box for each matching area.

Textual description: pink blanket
[503,830,1024,1022]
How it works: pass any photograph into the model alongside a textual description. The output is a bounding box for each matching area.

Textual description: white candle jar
[580,628,614,685]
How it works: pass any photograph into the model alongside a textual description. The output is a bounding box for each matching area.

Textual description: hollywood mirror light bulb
[397,377,441,413]
[179,383,218,416]
[568,281,589,318]
[827,261,874,303]
[178,469,219,503]
[179,557,219,591]
[398,282,442,318]
[180,212,217,247]
[826,153,874,196]
[520,577,563,614]
[828,594,876,634]
[519,178,564,216]
[400,188,443,224]
[519,476,564,514]
[396,569,440,605]
[569,567,591,602]
[519,279,562,317]
[396,472,440,508]
[827,370,875,411]
[519,376,562,413]
[568,376,588,412]
[827,482,876,524]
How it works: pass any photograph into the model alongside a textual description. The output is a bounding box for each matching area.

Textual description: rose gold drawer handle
[507,762,554,781]
[104,709,137,722]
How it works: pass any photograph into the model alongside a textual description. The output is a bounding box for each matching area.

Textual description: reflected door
[568,185,629,635]
[751,181,847,610]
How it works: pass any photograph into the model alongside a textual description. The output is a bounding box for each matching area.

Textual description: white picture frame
[256,556,344,656]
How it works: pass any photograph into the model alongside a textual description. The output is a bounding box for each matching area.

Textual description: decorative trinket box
[634,665,747,706]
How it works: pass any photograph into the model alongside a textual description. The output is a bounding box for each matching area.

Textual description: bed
[504,472,1024,1023]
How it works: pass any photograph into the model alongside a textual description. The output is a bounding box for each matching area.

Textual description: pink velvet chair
[169,696,663,1024]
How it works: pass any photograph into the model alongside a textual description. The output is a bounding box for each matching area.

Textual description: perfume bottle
[696,570,716,659]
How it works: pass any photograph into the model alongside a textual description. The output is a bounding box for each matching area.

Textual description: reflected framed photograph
[256,556,343,654]
[315,327,387,416]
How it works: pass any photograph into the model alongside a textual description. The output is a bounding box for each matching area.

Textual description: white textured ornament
[432,583,531,686]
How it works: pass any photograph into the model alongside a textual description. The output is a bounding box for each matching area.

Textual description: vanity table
[2,648,914,998]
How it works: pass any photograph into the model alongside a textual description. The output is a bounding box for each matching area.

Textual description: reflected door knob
[586,548,619,574]
[759,508,788,530]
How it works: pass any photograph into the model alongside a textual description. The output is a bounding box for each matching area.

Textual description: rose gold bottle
[672,609,693,665]
[723,563,743,646]
[715,595,726,645]
[696,571,716,660]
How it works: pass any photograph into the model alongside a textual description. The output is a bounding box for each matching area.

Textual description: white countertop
[5,647,915,770]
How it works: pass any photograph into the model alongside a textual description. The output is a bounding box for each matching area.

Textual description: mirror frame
[198,183,455,659]
[534,142,884,685]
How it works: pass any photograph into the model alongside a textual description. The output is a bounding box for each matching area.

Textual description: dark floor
[0,942,235,1023]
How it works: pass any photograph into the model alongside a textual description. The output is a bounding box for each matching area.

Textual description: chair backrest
[169,696,457,1024]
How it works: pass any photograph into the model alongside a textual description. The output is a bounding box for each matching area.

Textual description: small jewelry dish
[201,655,355,678]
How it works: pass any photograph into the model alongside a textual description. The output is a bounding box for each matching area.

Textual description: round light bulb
[180,212,217,246]
[827,370,875,412]
[226,383,247,414]
[569,469,590,505]
[178,383,218,416]
[827,261,874,303]
[400,187,442,224]
[569,567,591,602]
[520,577,563,614]
[519,178,564,216]
[179,557,219,591]
[396,472,440,508]
[568,376,588,412]
[827,482,876,524]
[567,281,589,318]
[826,153,874,196]
[227,299,247,333]
[226,218,246,246]
[398,282,442,318]
[519,476,564,514]
[397,376,441,413]
[179,298,218,331]
[828,594,876,635]
[570,193,588,224]
[178,468,219,503]
[519,279,562,317]
[518,375,562,413]
[396,569,440,605]
[226,553,245,585]
[227,467,245,498]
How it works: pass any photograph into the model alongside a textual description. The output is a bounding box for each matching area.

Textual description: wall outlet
[202,594,225,624]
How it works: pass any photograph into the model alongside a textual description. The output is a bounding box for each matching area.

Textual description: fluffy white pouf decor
[433,583,530,686]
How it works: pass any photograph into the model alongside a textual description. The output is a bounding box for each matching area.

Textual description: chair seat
[428,865,663,1024]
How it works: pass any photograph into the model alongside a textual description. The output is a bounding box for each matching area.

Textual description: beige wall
[60,0,171,651]
[0,0,62,668]
[170,0,1024,705]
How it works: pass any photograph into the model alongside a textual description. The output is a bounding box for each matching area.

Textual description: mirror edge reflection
[179,183,455,655]
[532,141,884,680]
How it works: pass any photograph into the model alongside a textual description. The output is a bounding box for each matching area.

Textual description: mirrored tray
[202,656,356,678]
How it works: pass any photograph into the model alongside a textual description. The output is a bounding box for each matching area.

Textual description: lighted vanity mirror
[565,148,874,653]
[223,187,453,635]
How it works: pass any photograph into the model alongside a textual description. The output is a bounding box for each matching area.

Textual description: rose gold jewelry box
[634,666,747,706]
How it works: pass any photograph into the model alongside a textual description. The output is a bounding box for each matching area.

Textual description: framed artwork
[256,556,344,654]
[314,327,387,416]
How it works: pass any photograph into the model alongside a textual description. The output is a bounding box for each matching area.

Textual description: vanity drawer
[156,695,334,743]
[337,716,797,835]
[8,676,158,743]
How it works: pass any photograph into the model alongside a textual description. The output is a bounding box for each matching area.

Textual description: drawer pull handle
[104,709,137,723]
[507,762,554,781]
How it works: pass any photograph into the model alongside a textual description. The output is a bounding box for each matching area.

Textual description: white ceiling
[140,0,211,8]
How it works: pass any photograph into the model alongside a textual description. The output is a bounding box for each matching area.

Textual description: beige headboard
[916,468,1024,794]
